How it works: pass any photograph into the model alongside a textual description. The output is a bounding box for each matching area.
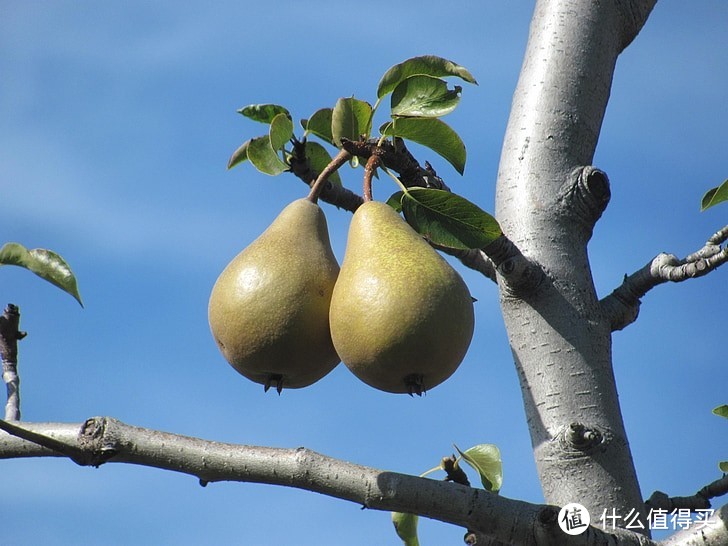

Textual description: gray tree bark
[494,0,657,529]
[2,1,727,545]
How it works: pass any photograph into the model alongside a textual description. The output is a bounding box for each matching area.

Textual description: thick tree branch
[661,504,728,546]
[493,0,657,527]
[0,418,658,546]
[601,225,728,331]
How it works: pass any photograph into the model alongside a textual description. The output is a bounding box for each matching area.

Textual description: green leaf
[701,179,728,211]
[391,511,420,546]
[381,118,466,174]
[401,188,501,250]
[391,75,461,118]
[455,444,502,493]
[713,405,728,419]
[720,461,728,472]
[304,141,342,186]
[269,113,293,151]
[246,136,288,175]
[0,243,83,306]
[238,104,291,124]
[377,55,477,99]
[332,97,373,147]
[386,191,404,212]
[227,139,251,169]
[303,108,335,145]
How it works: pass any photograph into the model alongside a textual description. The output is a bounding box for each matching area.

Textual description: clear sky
[1,2,726,544]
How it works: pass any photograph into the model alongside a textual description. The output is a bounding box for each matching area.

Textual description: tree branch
[661,503,728,546]
[0,418,658,546]
[646,475,728,512]
[601,225,728,331]
[288,138,365,213]
[0,304,27,421]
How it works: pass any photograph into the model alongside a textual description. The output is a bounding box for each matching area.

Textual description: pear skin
[330,201,474,394]
[208,198,340,392]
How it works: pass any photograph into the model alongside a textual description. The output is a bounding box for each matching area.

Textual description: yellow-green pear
[208,198,340,392]
[330,200,474,395]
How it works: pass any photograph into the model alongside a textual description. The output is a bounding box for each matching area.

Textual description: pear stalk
[307,149,351,204]
[362,154,381,203]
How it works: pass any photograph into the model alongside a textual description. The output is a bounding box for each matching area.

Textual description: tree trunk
[495,0,656,531]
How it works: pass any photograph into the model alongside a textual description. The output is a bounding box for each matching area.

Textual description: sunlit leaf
[238,104,291,124]
[269,113,293,151]
[246,136,288,175]
[0,243,83,306]
[227,139,251,169]
[303,108,334,145]
[701,179,728,211]
[401,189,501,250]
[455,443,502,493]
[381,118,466,174]
[713,405,728,419]
[304,141,342,186]
[391,75,461,118]
[386,191,404,212]
[377,55,477,99]
[720,461,728,472]
[391,511,420,546]
[332,97,373,147]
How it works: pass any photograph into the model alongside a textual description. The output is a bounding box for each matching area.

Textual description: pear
[330,201,474,395]
[208,198,340,392]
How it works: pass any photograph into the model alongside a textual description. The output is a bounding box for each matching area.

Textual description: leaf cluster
[227,56,501,251]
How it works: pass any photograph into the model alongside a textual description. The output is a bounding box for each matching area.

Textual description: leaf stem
[306,149,352,204]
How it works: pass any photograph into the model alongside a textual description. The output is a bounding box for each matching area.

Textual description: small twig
[0,304,27,421]
[601,224,728,331]
[287,139,363,212]
[646,474,728,511]
[340,137,450,191]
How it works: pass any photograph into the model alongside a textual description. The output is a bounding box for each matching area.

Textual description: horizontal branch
[647,474,728,512]
[601,225,728,331]
[0,418,660,546]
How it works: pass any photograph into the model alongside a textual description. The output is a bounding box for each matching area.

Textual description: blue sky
[1,2,726,544]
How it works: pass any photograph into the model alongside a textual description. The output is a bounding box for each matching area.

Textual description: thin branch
[0,418,658,546]
[0,304,27,421]
[646,475,728,512]
[601,225,728,331]
[287,138,364,213]
[340,137,451,191]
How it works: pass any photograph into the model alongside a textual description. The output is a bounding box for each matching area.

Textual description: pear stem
[306,149,352,204]
[363,154,381,203]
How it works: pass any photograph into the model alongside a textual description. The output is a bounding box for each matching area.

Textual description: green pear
[330,200,474,395]
[208,198,340,392]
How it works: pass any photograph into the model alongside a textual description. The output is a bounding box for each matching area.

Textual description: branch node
[483,236,545,297]
[565,422,604,451]
[601,224,728,331]
[556,166,611,238]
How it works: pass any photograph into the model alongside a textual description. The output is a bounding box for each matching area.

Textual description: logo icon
[558,503,590,535]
